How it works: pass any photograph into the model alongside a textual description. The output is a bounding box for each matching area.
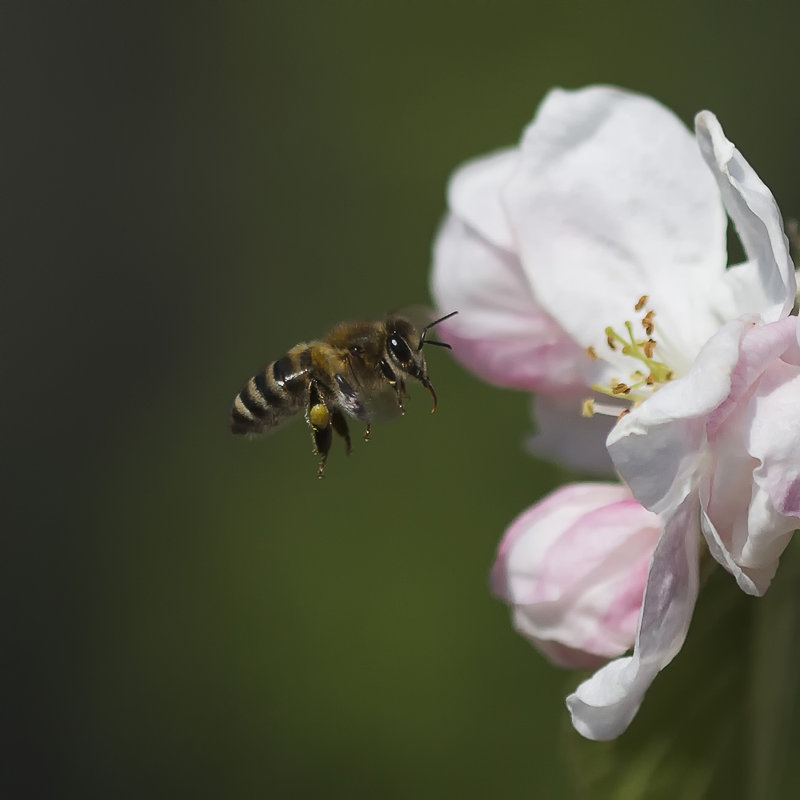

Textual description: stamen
[586,295,675,420]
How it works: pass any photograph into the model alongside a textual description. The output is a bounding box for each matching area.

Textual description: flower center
[582,295,675,419]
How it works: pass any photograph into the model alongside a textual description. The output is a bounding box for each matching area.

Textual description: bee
[230,310,457,477]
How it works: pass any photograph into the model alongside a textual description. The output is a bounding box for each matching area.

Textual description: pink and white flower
[491,483,660,670]
[431,85,800,740]
[569,113,800,740]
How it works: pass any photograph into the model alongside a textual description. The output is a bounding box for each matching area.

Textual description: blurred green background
[5,2,800,797]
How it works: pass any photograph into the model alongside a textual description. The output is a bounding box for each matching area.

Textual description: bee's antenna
[418,310,458,352]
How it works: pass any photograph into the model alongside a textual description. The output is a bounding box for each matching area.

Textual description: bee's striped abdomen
[230,346,312,435]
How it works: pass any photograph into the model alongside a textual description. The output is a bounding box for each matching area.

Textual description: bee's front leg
[307,380,332,478]
[379,358,406,415]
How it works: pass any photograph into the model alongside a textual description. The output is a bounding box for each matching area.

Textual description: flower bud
[490,483,660,669]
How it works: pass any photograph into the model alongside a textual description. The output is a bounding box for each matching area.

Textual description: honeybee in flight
[230,310,457,477]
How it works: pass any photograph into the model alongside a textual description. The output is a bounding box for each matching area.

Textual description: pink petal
[431,214,589,392]
[493,484,660,664]
[700,317,800,594]
[567,493,701,740]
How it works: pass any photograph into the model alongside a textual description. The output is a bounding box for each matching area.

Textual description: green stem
[750,535,800,799]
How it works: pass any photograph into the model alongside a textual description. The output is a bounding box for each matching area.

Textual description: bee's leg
[397,380,408,412]
[330,408,352,455]
[379,358,405,415]
[307,380,332,478]
[311,419,332,478]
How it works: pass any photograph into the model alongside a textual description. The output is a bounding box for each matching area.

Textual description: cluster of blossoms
[431,86,800,740]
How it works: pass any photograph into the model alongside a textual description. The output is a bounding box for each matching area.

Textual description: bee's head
[384,311,457,412]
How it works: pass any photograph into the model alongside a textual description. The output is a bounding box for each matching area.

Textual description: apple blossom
[490,483,660,670]
[431,86,794,474]
[568,114,800,740]
[431,85,800,740]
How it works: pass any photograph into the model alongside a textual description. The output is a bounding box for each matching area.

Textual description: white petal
[695,112,796,323]
[713,260,771,322]
[526,393,615,476]
[503,86,727,362]
[447,148,519,252]
[700,489,761,596]
[567,494,701,740]
[608,319,747,513]
[430,215,590,392]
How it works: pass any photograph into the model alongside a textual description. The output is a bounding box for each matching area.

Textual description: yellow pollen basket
[309,403,330,430]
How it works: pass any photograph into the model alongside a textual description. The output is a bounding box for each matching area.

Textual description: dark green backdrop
[5,2,800,797]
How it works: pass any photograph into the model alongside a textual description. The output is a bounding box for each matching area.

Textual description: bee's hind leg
[307,380,333,478]
[331,409,352,455]
[311,421,332,478]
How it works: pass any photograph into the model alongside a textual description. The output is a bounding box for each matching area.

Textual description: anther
[586,345,598,360]
[635,295,648,312]
[582,398,595,417]
[612,383,631,395]
[643,339,656,358]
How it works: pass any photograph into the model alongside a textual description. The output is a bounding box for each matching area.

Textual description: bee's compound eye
[387,333,412,365]
[309,403,330,431]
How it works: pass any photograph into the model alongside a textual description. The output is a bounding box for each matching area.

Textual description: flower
[491,483,660,670]
[431,85,800,740]
[431,85,792,475]
[568,113,800,740]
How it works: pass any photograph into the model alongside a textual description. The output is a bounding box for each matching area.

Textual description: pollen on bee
[309,403,330,430]
[634,295,648,312]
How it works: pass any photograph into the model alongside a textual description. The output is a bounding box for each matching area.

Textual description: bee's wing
[332,355,405,423]
[359,381,407,423]
[387,304,436,325]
